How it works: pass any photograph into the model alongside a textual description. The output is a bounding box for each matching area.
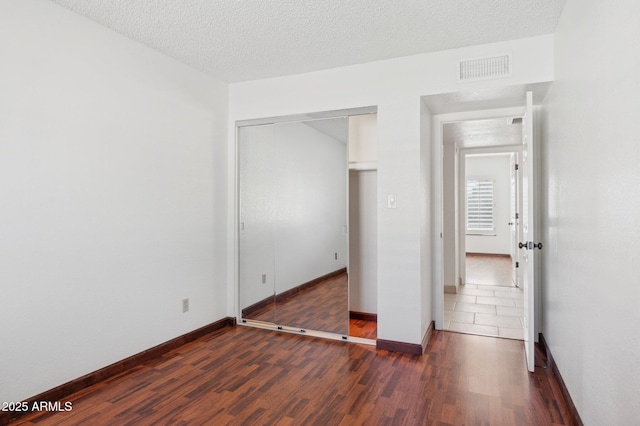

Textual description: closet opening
[236,107,378,344]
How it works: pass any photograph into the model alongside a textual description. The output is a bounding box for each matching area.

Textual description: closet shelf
[348,161,377,171]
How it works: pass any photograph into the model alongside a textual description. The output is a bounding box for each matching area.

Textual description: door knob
[519,241,543,250]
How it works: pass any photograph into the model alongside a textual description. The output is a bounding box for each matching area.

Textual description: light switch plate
[387,194,397,209]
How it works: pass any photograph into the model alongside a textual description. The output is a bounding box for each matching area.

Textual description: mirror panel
[238,125,276,324]
[237,117,349,335]
[272,119,349,334]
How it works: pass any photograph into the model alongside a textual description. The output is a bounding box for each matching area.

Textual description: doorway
[441,119,525,340]
[426,86,545,372]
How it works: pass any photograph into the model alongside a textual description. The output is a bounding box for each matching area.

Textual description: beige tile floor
[444,284,524,340]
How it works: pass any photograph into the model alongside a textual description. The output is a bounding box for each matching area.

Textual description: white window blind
[466,179,494,231]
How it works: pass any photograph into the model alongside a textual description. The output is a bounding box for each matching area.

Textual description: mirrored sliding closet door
[238,117,349,336]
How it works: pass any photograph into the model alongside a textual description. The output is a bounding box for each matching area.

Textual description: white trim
[237,320,376,346]
[236,106,377,127]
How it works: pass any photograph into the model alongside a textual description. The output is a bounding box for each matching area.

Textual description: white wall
[349,170,377,314]
[348,114,378,315]
[229,35,554,345]
[348,114,378,164]
[541,0,640,423]
[0,0,228,403]
[420,101,433,338]
[465,154,511,255]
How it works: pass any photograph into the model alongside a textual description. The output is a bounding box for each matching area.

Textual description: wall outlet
[182,298,189,313]
[334,252,338,260]
[262,274,267,284]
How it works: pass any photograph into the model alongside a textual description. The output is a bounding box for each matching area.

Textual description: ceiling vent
[458,54,512,82]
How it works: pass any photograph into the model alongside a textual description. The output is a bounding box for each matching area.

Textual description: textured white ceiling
[49,0,566,83]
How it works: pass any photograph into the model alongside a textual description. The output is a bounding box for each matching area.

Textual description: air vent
[458,54,512,82]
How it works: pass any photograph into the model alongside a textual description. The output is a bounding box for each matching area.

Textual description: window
[466,179,494,232]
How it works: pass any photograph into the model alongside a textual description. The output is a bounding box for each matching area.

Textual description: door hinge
[515,164,519,171]
[516,262,519,268]
[516,213,519,219]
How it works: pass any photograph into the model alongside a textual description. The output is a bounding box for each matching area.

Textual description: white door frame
[432,106,525,331]
[521,90,536,372]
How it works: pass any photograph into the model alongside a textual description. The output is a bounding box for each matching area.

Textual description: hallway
[445,254,524,340]
[465,253,514,287]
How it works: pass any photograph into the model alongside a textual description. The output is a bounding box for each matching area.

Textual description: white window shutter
[466,179,494,231]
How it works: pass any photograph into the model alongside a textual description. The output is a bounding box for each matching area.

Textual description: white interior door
[509,153,520,287]
[520,91,536,372]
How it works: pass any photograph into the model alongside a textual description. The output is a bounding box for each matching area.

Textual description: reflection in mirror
[272,119,348,334]
[238,118,349,335]
[238,124,276,324]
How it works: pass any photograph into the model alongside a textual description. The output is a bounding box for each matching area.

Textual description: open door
[520,91,536,372]
[509,152,520,287]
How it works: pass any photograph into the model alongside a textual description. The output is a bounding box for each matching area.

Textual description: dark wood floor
[466,254,514,287]
[12,326,574,425]
[246,272,377,339]
[349,318,377,340]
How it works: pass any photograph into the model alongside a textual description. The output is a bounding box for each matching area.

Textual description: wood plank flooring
[275,271,348,334]
[12,326,575,425]
[245,271,377,339]
[349,318,377,340]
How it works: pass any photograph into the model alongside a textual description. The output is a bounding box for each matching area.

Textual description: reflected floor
[246,271,377,339]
